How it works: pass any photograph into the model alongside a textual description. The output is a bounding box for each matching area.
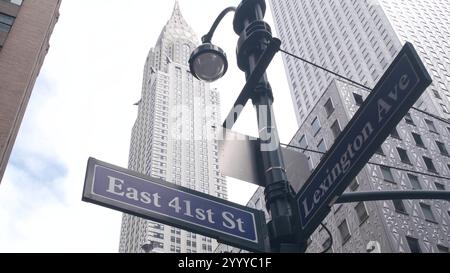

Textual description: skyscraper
[227,0,450,253]
[269,0,450,126]
[119,1,226,253]
[0,0,61,183]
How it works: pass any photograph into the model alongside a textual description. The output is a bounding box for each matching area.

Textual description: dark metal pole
[233,0,304,253]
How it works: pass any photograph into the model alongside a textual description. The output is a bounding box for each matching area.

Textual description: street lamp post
[189,0,306,253]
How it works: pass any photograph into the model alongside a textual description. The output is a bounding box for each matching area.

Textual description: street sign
[82,158,267,253]
[218,128,311,192]
[295,42,432,237]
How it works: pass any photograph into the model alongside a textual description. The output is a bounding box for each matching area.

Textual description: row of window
[330,201,449,252]
[0,12,14,33]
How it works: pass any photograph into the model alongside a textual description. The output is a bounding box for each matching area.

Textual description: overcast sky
[0,0,298,252]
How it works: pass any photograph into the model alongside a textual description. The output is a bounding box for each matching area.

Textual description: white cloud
[0,0,298,252]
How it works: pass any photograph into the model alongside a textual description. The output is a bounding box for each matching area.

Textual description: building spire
[171,0,183,22]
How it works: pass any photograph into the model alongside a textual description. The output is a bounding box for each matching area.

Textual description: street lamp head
[189,43,228,82]
[141,242,154,253]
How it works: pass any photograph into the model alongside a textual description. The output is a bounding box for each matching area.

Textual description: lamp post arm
[202,7,237,43]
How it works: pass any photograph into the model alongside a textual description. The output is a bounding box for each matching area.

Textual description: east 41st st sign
[82,158,267,252]
[296,42,432,238]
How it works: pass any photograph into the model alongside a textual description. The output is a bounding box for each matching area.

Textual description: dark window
[311,117,321,136]
[404,112,415,125]
[353,93,364,106]
[436,141,449,156]
[437,245,449,253]
[0,13,15,33]
[423,156,437,173]
[420,203,436,222]
[349,179,359,191]
[407,174,422,190]
[393,200,407,214]
[338,219,351,244]
[435,182,445,191]
[298,135,308,150]
[317,139,327,154]
[322,238,333,253]
[390,127,401,139]
[412,133,425,148]
[397,148,412,164]
[432,89,442,99]
[425,119,438,133]
[324,98,335,117]
[381,166,395,183]
[355,202,369,224]
[331,120,341,139]
[375,145,385,156]
[406,237,422,253]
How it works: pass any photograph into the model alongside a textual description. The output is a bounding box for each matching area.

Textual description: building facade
[217,79,450,253]
[269,0,450,126]
[0,0,61,182]
[119,2,227,253]
[290,80,450,253]
[218,0,450,253]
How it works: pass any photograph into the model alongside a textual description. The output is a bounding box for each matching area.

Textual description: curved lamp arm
[201,7,237,43]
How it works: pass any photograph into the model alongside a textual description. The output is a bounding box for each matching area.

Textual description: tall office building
[216,79,450,253]
[224,0,450,253]
[269,0,450,126]
[0,0,61,183]
[119,1,226,253]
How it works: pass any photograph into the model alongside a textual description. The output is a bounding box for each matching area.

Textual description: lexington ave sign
[296,42,432,237]
[83,158,267,252]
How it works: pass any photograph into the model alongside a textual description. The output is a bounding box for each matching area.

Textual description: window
[338,219,351,244]
[408,174,422,190]
[322,238,333,253]
[425,119,438,133]
[432,89,442,99]
[355,202,369,224]
[436,141,449,156]
[353,93,364,106]
[349,179,359,191]
[298,135,308,150]
[435,182,445,191]
[381,166,395,183]
[375,145,385,156]
[324,98,335,117]
[423,156,437,173]
[397,148,412,164]
[331,120,341,140]
[5,0,23,5]
[420,203,436,222]
[437,245,449,253]
[311,117,321,136]
[404,112,415,125]
[0,13,15,34]
[412,133,425,148]
[393,200,407,214]
[406,237,422,253]
[390,127,401,139]
[317,139,327,154]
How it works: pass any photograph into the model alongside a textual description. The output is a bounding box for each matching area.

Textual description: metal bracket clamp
[265,166,287,174]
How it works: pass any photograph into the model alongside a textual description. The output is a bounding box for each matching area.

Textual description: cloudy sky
[0,0,298,252]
